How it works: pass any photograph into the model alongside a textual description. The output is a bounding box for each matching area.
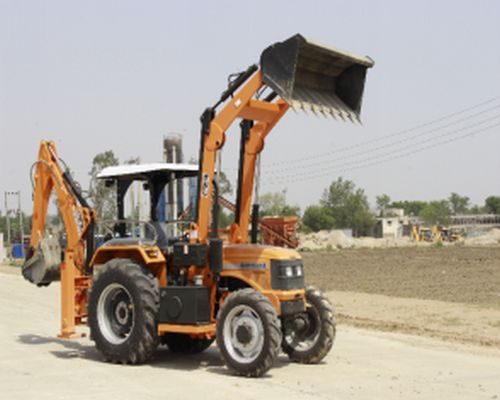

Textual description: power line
[262,120,500,186]
[263,104,500,175]
[261,96,500,168]
[263,111,500,180]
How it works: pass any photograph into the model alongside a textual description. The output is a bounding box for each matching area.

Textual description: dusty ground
[303,247,500,347]
[1,270,500,399]
[3,246,500,349]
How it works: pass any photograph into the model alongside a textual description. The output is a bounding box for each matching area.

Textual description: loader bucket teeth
[22,237,61,286]
[260,34,374,121]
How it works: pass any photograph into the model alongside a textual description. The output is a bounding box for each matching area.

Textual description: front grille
[280,299,305,316]
[271,259,305,290]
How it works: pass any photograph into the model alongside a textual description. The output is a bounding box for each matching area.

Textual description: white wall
[0,233,6,262]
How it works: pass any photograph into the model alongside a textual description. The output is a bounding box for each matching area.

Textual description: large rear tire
[88,258,159,364]
[216,288,282,377]
[162,333,215,354]
[282,286,335,364]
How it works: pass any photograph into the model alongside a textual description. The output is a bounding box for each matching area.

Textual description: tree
[218,210,234,229]
[217,171,232,196]
[214,171,234,227]
[88,150,119,220]
[0,212,32,242]
[389,200,428,217]
[320,177,375,236]
[469,204,485,215]
[375,194,391,217]
[418,200,451,226]
[448,192,470,215]
[125,156,140,165]
[259,191,300,217]
[485,196,500,214]
[302,205,335,232]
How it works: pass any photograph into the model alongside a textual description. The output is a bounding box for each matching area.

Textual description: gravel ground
[1,271,500,400]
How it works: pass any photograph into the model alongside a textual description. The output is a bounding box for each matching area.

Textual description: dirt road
[1,270,499,399]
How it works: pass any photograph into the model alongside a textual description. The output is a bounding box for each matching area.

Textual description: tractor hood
[223,243,301,264]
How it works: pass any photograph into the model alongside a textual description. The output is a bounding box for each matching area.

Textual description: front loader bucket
[22,236,61,287]
[260,34,374,121]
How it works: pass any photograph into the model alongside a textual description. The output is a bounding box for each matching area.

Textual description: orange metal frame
[194,70,289,245]
[29,70,297,339]
[30,141,95,338]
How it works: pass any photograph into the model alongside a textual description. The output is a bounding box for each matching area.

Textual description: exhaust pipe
[260,34,374,121]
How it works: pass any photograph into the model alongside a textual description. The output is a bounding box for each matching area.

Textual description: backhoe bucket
[260,34,374,121]
[22,236,61,286]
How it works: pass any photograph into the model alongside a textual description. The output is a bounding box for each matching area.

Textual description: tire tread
[217,288,282,377]
[88,258,159,364]
[282,285,336,364]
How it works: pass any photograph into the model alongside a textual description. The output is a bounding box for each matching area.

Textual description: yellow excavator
[22,34,373,376]
[412,225,465,243]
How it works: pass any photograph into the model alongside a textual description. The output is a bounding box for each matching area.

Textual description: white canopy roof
[97,163,198,180]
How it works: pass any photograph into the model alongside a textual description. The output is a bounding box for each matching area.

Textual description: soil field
[302,246,500,307]
[302,246,500,347]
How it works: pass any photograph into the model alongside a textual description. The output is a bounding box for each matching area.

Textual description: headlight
[271,260,305,290]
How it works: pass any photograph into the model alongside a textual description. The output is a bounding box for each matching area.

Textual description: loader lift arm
[23,140,96,338]
[194,34,373,246]
[195,69,288,244]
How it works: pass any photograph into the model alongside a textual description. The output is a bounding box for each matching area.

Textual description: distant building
[374,208,413,238]
[451,214,500,227]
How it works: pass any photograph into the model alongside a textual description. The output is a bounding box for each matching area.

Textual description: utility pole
[4,190,22,246]
[17,191,23,244]
[4,192,10,245]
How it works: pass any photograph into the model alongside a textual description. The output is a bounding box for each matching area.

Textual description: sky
[1,0,500,214]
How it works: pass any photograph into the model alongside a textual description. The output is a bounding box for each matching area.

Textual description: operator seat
[150,221,169,249]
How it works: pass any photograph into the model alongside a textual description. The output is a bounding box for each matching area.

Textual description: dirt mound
[299,228,500,251]
[298,230,353,251]
[298,230,416,251]
[464,228,500,246]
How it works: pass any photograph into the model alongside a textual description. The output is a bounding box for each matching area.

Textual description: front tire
[216,288,282,377]
[88,259,159,364]
[282,286,335,364]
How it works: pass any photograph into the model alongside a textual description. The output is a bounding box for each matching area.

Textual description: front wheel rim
[97,283,135,345]
[223,304,265,364]
[285,304,321,352]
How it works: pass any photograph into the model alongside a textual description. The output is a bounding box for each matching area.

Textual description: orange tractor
[22,34,373,376]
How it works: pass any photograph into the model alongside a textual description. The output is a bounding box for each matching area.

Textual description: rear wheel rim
[223,304,264,364]
[97,283,134,345]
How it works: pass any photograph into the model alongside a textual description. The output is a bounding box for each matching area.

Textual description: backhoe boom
[23,140,96,337]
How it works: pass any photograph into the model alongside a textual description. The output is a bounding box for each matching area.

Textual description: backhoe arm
[23,140,96,338]
[29,141,93,255]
